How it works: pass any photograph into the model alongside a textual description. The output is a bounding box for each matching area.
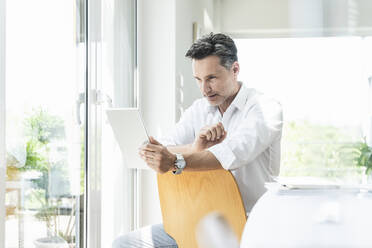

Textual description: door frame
[85,0,139,247]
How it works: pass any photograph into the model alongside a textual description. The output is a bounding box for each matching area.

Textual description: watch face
[178,159,186,169]
[176,154,186,169]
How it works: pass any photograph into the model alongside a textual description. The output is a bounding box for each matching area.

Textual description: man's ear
[232,62,240,77]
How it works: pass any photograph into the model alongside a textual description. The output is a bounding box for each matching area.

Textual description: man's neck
[218,82,241,115]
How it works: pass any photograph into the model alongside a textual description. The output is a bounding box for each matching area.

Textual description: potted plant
[352,138,372,183]
[33,197,76,248]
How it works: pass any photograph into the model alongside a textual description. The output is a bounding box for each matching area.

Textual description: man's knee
[112,235,128,248]
[111,224,177,248]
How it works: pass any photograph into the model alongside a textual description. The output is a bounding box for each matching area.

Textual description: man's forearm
[183,150,223,171]
[167,144,193,154]
[166,143,224,171]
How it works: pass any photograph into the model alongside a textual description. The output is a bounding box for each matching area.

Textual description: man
[112,33,283,248]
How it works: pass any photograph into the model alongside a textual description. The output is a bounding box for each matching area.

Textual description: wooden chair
[157,169,247,248]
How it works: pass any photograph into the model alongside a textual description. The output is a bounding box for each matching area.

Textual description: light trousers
[112,224,178,248]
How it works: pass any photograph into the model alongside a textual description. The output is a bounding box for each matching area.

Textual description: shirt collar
[206,82,248,113]
[230,82,248,111]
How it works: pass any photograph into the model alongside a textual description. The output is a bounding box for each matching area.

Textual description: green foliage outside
[281,120,366,181]
[352,139,372,175]
[21,108,68,201]
[20,108,75,241]
[24,108,65,145]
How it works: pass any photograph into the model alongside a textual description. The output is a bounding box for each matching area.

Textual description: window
[235,37,372,181]
[4,0,86,247]
[2,1,138,247]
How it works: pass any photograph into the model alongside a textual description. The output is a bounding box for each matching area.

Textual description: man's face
[192,55,239,107]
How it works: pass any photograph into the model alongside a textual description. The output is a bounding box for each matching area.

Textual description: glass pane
[235,37,372,181]
[5,0,85,247]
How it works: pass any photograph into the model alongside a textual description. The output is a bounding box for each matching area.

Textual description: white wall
[137,0,176,227]
[216,0,372,38]
[216,0,290,36]
[175,0,215,120]
[137,0,214,227]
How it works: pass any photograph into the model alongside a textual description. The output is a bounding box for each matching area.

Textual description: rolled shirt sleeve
[208,96,283,171]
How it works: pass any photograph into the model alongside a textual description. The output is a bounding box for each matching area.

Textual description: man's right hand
[192,122,227,152]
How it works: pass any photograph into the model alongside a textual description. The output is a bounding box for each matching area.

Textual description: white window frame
[86,0,139,247]
[0,0,6,246]
[86,1,101,247]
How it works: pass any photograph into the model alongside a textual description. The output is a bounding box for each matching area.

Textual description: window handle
[95,90,113,108]
[75,90,113,125]
[76,92,85,125]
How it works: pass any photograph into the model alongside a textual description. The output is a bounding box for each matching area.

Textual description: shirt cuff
[207,142,236,170]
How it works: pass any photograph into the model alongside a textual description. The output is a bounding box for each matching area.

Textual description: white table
[241,188,372,248]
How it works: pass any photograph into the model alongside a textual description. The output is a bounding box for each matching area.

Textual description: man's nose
[201,81,211,93]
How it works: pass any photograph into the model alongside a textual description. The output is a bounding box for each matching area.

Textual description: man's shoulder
[243,87,282,114]
[244,87,280,105]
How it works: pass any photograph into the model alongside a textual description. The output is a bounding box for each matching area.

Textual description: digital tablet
[106,108,150,170]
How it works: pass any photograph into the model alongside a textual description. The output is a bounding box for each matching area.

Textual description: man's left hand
[192,122,227,152]
[139,136,176,174]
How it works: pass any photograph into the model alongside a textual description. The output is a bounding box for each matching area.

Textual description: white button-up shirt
[160,83,283,213]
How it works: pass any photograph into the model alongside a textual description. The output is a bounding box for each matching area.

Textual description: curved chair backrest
[157,169,247,248]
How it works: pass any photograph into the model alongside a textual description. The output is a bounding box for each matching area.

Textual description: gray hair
[185,33,238,70]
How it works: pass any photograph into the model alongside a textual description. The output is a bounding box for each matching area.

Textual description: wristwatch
[173,153,186,175]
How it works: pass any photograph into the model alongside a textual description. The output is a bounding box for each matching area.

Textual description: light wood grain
[158,169,247,248]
